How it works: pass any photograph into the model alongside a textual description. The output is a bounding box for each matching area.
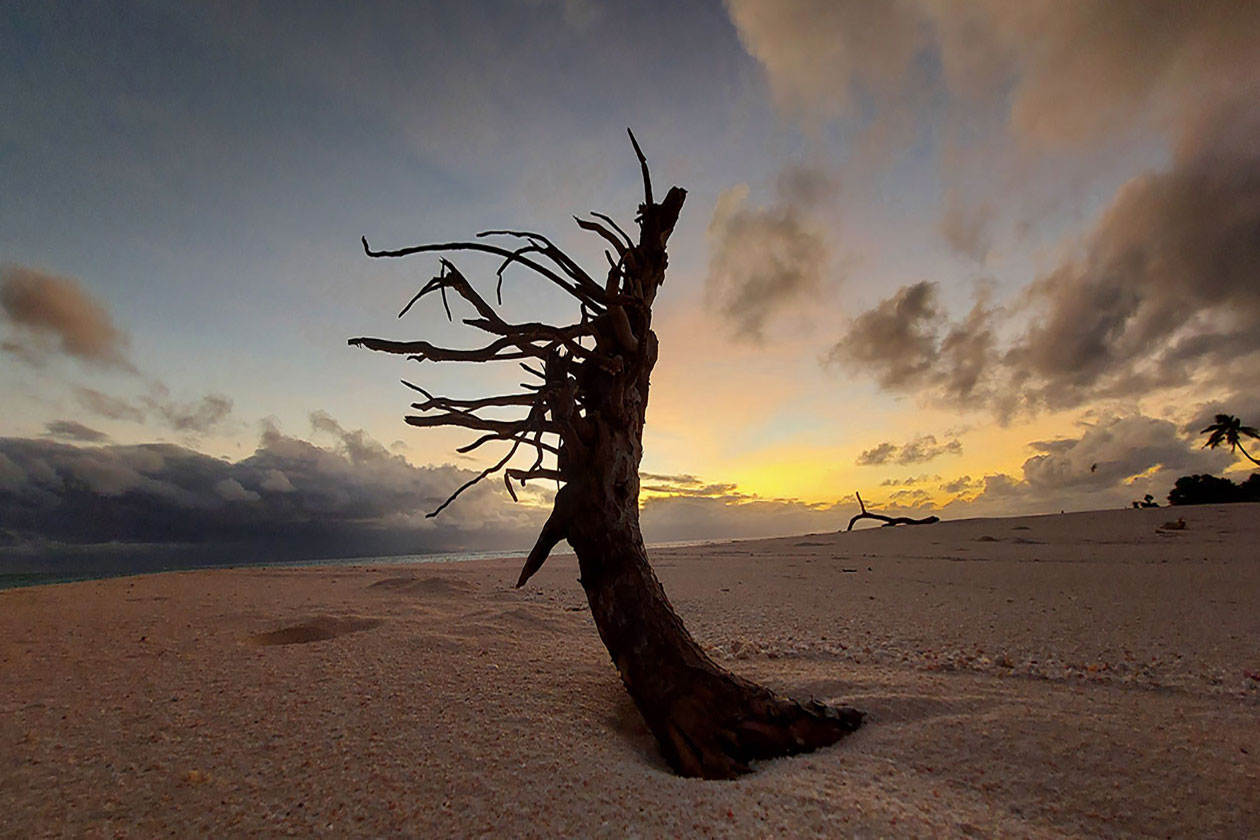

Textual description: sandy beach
[3,504,1258,838]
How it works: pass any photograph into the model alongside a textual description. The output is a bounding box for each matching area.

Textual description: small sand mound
[246,615,382,646]
[368,575,476,596]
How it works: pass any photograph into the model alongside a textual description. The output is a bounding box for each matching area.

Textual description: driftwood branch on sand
[846,491,941,532]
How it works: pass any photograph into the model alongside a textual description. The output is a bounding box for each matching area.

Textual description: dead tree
[350,132,862,779]
[845,491,941,532]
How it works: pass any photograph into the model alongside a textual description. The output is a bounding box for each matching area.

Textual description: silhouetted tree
[1200,413,1260,467]
[350,133,861,778]
[1168,473,1260,505]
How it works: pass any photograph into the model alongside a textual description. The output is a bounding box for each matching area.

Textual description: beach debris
[1158,517,1187,532]
[845,491,941,532]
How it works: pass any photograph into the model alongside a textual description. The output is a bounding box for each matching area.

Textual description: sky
[3,1,1259,568]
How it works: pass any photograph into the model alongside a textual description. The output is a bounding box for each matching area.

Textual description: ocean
[0,539,728,591]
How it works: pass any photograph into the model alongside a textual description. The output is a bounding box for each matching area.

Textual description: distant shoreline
[0,536,756,591]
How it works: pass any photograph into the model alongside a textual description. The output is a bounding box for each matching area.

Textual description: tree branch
[404,412,559,436]
[516,485,574,587]
[427,438,523,518]
[457,430,558,456]
[845,491,941,532]
[590,212,633,250]
[398,260,503,325]
[477,229,603,300]
[402,384,539,412]
[575,215,628,257]
[363,235,604,308]
[349,335,554,363]
[627,127,653,207]
[502,467,564,501]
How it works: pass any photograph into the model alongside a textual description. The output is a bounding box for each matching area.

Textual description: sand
[2,504,1258,838]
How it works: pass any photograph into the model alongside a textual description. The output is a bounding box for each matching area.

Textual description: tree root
[653,679,864,779]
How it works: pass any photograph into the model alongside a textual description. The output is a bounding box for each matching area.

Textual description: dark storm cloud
[0,419,549,567]
[0,265,132,369]
[857,434,962,467]
[706,166,836,341]
[43,420,108,443]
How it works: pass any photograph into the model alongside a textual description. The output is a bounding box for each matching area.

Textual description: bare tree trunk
[556,335,861,777]
[570,500,862,777]
[352,131,862,779]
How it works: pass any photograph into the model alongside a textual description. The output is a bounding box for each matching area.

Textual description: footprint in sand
[245,615,383,646]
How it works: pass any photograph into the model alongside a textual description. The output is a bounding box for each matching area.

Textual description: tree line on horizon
[1159,414,1260,507]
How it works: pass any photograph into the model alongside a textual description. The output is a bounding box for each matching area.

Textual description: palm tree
[1200,414,1260,467]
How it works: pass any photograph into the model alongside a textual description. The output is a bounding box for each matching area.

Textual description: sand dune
[2,504,1257,837]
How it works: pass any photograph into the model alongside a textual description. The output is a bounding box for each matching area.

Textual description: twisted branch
[362,235,604,308]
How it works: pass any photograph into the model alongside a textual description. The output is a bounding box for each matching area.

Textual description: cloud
[214,478,260,503]
[829,92,1260,418]
[879,474,938,487]
[0,265,132,369]
[827,280,1001,406]
[854,442,897,466]
[1003,96,1260,410]
[898,434,962,464]
[723,0,925,124]
[705,166,836,341]
[76,388,146,422]
[43,420,109,443]
[1021,415,1232,492]
[938,475,977,494]
[941,413,1234,515]
[939,188,992,261]
[725,1,1260,150]
[0,417,550,568]
[641,472,702,485]
[828,281,942,388]
[856,433,962,466]
[76,383,235,436]
[259,469,295,493]
[142,384,234,434]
